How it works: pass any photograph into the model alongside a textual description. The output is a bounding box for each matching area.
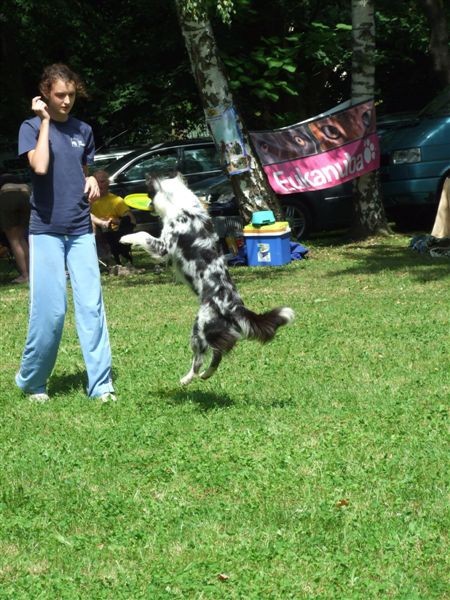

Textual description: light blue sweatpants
[15,233,114,398]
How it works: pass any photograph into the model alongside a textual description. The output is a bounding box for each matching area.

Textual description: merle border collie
[121,172,295,385]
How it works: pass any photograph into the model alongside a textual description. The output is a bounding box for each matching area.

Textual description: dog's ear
[146,168,179,182]
[146,169,180,195]
[145,173,157,197]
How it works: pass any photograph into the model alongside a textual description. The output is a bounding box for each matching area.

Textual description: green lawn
[0,233,448,599]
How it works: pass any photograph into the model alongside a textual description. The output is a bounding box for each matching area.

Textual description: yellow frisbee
[124,193,153,211]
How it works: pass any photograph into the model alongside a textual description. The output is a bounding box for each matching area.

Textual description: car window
[91,158,113,171]
[120,150,178,182]
[183,146,221,174]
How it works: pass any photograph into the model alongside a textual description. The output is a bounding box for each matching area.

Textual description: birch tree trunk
[351,0,390,237]
[175,1,282,223]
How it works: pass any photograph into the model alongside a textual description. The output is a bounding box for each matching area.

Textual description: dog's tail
[238,306,295,343]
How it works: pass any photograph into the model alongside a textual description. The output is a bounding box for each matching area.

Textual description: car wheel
[283,201,312,240]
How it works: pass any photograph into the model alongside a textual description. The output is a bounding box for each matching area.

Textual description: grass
[0,233,448,598]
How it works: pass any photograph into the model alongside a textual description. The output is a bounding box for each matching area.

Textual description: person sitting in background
[0,173,31,284]
[431,177,450,239]
[91,169,136,267]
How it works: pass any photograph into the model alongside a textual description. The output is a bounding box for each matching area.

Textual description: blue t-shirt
[18,116,95,235]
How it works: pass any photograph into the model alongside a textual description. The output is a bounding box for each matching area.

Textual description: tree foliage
[0,0,201,146]
[0,0,449,150]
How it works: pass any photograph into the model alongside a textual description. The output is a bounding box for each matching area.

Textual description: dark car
[279,182,354,239]
[100,139,238,236]
[92,146,136,170]
[101,138,354,239]
[92,128,150,170]
[106,138,222,194]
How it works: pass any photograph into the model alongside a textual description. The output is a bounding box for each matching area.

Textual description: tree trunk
[351,0,390,237]
[174,2,282,223]
[420,0,450,86]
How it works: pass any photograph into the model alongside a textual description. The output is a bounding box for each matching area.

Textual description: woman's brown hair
[38,63,88,100]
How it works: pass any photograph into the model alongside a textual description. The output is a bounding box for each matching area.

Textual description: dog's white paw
[120,232,151,247]
[180,372,195,386]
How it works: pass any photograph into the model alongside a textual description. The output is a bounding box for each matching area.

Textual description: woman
[16,63,115,402]
[0,175,30,283]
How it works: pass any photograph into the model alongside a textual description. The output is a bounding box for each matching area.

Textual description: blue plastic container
[244,230,291,266]
[251,210,276,227]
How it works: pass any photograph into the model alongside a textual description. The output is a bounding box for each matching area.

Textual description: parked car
[106,138,223,194]
[376,111,419,136]
[92,129,149,170]
[281,183,354,239]
[102,138,230,235]
[93,146,136,170]
[379,85,450,227]
[102,138,355,239]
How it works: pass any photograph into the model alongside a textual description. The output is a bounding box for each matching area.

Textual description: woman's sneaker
[98,392,117,403]
[29,393,50,403]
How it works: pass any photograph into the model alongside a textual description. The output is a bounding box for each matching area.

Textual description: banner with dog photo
[249,100,379,194]
[206,105,251,175]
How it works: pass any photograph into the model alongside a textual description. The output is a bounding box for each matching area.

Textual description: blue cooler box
[244,228,291,266]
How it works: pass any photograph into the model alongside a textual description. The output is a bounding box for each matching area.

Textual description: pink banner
[250,100,379,193]
[264,133,380,194]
